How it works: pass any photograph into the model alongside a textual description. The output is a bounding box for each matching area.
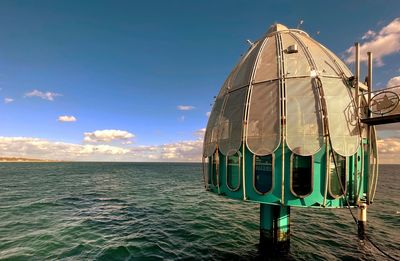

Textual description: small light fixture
[287,44,298,53]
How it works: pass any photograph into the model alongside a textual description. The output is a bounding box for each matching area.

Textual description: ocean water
[0,162,398,260]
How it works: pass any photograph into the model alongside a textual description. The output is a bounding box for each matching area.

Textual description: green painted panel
[205,141,363,208]
[218,147,244,200]
[227,154,241,190]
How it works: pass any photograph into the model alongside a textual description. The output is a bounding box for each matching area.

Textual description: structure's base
[357,203,367,240]
[259,204,290,251]
[358,221,367,240]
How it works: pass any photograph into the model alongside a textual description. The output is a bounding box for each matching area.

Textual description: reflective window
[211,153,219,186]
[227,153,241,191]
[291,155,313,197]
[218,88,248,156]
[203,157,211,186]
[246,81,280,155]
[329,153,347,197]
[254,155,273,194]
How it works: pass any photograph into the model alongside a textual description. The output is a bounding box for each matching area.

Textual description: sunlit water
[0,163,398,260]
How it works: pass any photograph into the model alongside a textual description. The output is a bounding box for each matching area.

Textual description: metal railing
[358,85,400,121]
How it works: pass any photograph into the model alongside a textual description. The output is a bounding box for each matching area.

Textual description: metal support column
[260,204,290,251]
[358,202,367,239]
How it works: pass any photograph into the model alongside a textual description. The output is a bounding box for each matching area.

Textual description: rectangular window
[203,157,211,186]
[227,153,241,191]
[253,155,273,194]
[329,153,347,198]
[291,154,313,197]
[211,152,219,186]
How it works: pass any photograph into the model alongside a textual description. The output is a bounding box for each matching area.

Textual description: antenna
[296,19,304,29]
[246,39,254,46]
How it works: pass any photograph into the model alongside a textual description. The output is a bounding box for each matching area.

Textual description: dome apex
[266,23,289,34]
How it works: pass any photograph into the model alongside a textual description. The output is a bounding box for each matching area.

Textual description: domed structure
[202,23,378,248]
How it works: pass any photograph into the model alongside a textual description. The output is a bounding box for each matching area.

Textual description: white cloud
[0,135,203,162]
[0,137,130,161]
[361,30,376,40]
[177,105,195,111]
[154,140,202,161]
[377,138,400,153]
[206,111,211,117]
[345,17,400,66]
[25,89,62,101]
[377,137,400,164]
[58,115,77,122]
[194,128,206,139]
[4,97,14,104]
[84,129,135,143]
[387,76,400,87]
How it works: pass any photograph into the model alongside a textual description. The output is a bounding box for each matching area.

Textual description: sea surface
[0,162,398,260]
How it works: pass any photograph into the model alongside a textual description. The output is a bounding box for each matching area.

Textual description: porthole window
[226,153,241,191]
[329,153,347,198]
[290,154,313,197]
[253,155,273,194]
[211,152,219,186]
[203,157,211,186]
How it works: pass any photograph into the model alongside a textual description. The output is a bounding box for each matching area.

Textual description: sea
[0,162,398,260]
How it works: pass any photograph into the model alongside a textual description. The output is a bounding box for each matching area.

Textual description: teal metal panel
[244,145,281,205]
[206,142,362,208]
[218,153,227,195]
[218,147,244,200]
[285,144,325,207]
[208,152,220,194]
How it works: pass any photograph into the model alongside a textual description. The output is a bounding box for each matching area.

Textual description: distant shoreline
[0,157,64,163]
[0,157,202,163]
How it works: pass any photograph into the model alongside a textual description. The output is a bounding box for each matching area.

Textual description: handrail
[355,86,400,119]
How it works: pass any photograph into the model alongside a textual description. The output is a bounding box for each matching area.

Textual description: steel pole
[260,204,290,251]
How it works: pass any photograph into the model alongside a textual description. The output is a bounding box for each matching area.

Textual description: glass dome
[204,24,359,158]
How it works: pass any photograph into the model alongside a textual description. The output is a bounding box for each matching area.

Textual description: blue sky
[0,0,399,161]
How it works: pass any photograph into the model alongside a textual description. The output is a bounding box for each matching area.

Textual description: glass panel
[253,36,278,83]
[246,81,280,155]
[281,33,311,77]
[254,155,273,194]
[296,33,340,77]
[232,40,263,90]
[218,88,248,156]
[227,153,241,191]
[211,153,219,186]
[329,153,347,197]
[321,77,360,156]
[291,155,313,197]
[286,78,324,155]
[204,98,224,157]
[322,46,353,77]
[217,63,241,98]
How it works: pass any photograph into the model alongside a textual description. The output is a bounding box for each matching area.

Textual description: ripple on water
[0,163,398,260]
